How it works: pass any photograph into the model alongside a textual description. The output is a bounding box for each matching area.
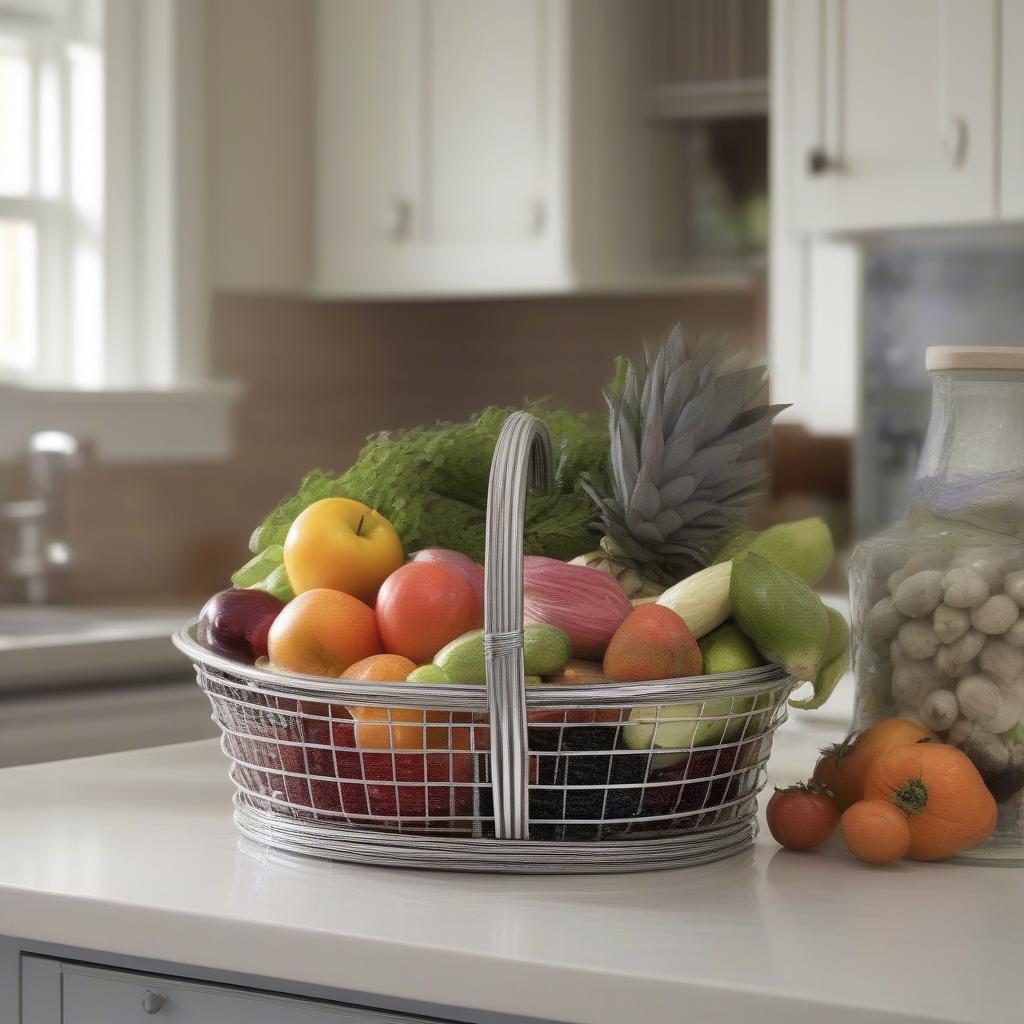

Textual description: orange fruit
[341,654,417,682]
[841,800,911,865]
[813,718,936,812]
[375,562,482,663]
[342,652,473,753]
[268,588,381,677]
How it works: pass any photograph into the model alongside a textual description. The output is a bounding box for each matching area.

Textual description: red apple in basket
[342,712,480,828]
[639,738,763,829]
[279,709,368,818]
[198,587,284,664]
[224,699,367,821]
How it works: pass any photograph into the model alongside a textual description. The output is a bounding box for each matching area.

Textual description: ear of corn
[656,561,733,639]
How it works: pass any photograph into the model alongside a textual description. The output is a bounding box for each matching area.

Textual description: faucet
[2,431,85,605]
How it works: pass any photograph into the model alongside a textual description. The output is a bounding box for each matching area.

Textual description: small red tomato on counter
[766,783,839,851]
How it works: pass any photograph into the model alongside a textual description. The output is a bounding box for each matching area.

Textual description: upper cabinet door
[788,0,997,233]
[1001,0,1024,218]
[314,0,564,297]
[422,0,549,244]
[314,1,420,292]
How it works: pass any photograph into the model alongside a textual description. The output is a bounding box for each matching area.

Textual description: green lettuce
[236,404,608,591]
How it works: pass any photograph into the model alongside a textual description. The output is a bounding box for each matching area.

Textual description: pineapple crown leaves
[582,326,789,580]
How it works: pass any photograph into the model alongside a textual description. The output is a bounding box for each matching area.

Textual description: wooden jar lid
[926,346,1024,371]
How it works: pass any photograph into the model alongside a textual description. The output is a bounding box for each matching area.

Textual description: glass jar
[851,346,1024,862]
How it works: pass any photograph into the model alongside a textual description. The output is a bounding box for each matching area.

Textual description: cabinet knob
[943,117,968,167]
[141,990,165,1014]
[806,148,831,175]
[383,198,413,240]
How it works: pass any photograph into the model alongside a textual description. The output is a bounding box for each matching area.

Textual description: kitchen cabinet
[21,957,441,1024]
[0,678,216,767]
[313,0,750,298]
[784,0,997,233]
[770,1,1005,433]
[769,1,863,434]
[315,0,563,297]
[1002,0,1024,217]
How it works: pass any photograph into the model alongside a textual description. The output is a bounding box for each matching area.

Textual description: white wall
[205,0,313,292]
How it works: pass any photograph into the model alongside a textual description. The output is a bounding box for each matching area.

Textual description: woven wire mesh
[196,658,791,844]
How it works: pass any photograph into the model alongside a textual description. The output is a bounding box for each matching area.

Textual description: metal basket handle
[484,411,553,840]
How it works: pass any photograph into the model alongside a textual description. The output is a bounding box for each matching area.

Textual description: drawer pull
[141,989,165,1014]
[807,148,831,175]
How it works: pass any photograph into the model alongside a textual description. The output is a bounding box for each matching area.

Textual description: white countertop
[0,717,1019,1024]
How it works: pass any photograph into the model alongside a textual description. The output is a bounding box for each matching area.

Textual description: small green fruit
[748,517,834,585]
[730,552,829,681]
[523,623,573,677]
[434,624,571,683]
[434,629,485,683]
[699,622,765,674]
[712,518,835,585]
[406,664,451,684]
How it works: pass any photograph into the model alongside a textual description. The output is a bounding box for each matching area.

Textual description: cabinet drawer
[22,956,439,1024]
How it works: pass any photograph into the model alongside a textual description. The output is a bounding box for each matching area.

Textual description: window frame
[0,6,82,385]
[1,0,237,462]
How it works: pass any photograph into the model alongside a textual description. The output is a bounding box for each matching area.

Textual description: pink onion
[411,548,485,617]
[523,556,632,659]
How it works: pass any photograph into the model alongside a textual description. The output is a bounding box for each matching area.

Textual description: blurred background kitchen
[1,0,1019,763]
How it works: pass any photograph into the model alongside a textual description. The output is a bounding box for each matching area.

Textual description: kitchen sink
[0,604,196,691]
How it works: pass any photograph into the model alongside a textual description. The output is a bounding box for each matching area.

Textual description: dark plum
[529,722,647,840]
[198,587,284,664]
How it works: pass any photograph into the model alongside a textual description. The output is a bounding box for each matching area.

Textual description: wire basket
[174,412,794,873]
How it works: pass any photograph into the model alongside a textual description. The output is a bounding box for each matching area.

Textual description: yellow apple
[283,497,404,603]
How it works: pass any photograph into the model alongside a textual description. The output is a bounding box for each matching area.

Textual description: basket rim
[174,620,795,708]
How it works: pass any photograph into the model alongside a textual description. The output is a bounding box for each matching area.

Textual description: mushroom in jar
[940,568,990,610]
[864,596,904,642]
[1005,569,1024,606]
[933,603,971,644]
[919,688,959,732]
[978,640,1024,688]
[894,571,945,619]
[896,619,941,661]
[891,660,943,711]
[971,594,1020,636]
[948,718,1011,773]
[956,673,1024,735]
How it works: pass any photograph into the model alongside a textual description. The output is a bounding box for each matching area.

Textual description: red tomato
[766,784,839,851]
[375,562,482,663]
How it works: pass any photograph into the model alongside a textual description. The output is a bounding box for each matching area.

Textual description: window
[0,1,237,461]
[0,0,103,387]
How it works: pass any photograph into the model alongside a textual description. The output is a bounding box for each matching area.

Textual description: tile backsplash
[3,292,761,604]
